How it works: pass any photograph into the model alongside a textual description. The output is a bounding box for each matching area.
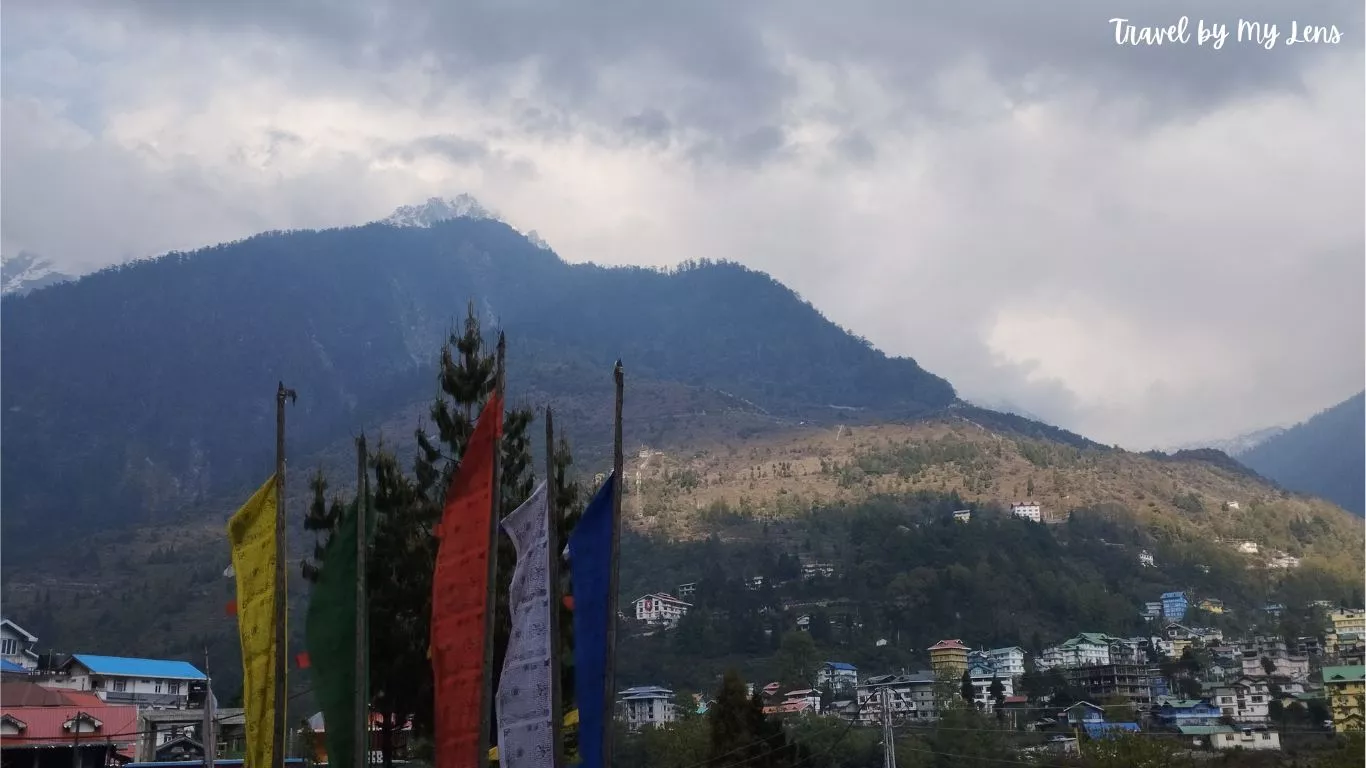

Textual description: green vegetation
[613,492,1362,694]
[1240,392,1365,516]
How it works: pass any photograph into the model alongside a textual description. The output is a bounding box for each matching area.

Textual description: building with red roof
[0,683,140,768]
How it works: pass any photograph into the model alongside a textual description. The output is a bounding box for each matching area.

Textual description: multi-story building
[952,509,972,523]
[1162,592,1189,622]
[0,619,39,672]
[984,647,1027,680]
[1327,609,1366,657]
[1321,665,1364,733]
[1197,598,1225,615]
[1240,636,1310,680]
[967,671,1015,712]
[927,640,970,677]
[632,593,692,627]
[617,686,676,730]
[1063,664,1153,706]
[40,655,206,709]
[1010,502,1042,522]
[815,661,859,693]
[1209,677,1271,724]
[1037,634,1117,671]
[855,672,938,724]
[1142,602,1164,621]
[1138,551,1155,567]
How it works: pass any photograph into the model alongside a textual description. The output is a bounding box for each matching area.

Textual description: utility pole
[274,382,297,768]
[203,648,216,768]
[879,688,897,768]
[355,435,369,768]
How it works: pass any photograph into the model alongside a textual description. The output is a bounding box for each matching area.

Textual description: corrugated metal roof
[1322,665,1365,683]
[1,659,30,673]
[0,703,140,746]
[0,682,77,706]
[69,655,206,680]
[823,661,857,671]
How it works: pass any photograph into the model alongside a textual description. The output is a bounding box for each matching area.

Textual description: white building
[1268,554,1301,569]
[1036,634,1115,671]
[984,647,1027,680]
[0,619,39,672]
[969,672,1016,712]
[676,582,697,599]
[1211,677,1271,724]
[816,661,859,693]
[1235,541,1259,555]
[633,593,692,627]
[801,562,835,579]
[952,509,972,523]
[1138,551,1155,568]
[617,686,676,730]
[1010,502,1042,522]
[41,655,206,709]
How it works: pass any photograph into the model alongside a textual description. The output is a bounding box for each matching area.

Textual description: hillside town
[617,581,1366,757]
[10,590,1361,767]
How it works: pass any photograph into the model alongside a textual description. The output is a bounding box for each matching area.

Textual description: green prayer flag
[305,498,368,768]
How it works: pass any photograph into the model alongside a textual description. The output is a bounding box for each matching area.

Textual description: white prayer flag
[495,481,554,768]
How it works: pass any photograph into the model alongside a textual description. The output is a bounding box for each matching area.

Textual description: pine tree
[989,674,1005,721]
[960,670,976,708]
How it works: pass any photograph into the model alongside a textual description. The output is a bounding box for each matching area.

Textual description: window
[155,681,163,694]
[168,682,180,695]
[113,680,127,693]
[0,639,15,655]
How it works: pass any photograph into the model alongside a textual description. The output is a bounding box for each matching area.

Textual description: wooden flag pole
[477,335,506,768]
[544,408,566,768]
[274,382,297,768]
[602,361,625,768]
[355,435,369,768]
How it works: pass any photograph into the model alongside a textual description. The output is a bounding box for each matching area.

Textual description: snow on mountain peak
[1,251,74,297]
[381,195,493,228]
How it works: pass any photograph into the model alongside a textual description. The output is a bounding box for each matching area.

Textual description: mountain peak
[1,251,74,297]
[380,195,493,228]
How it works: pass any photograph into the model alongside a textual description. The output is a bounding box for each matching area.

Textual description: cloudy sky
[2,1,1363,449]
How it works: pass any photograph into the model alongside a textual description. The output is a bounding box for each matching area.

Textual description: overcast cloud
[2,1,1362,449]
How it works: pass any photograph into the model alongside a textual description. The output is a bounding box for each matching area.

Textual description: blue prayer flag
[568,473,616,768]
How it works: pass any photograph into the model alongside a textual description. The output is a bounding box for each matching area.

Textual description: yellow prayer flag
[228,475,282,768]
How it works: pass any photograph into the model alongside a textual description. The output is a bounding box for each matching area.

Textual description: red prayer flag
[430,393,503,768]
[563,595,574,611]
[296,652,311,669]
[225,600,237,617]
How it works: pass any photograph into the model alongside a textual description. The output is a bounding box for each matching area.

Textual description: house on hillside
[676,582,697,599]
[0,619,39,672]
[1197,598,1225,614]
[1063,701,1105,727]
[855,672,937,724]
[1142,602,1163,621]
[1322,665,1365,733]
[617,686,676,730]
[1153,698,1223,728]
[40,655,206,709]
[952,509,972,523]
[928,639,970,676]
[1180,725,1281,752]
[633,593,691,627]
[816,662,858,693]
[988,647,1027,679]
[800,562,835,579]
[1010,502,1042,522]
[1210,676,1271,724]
[1161,592,1188,622]
[1037,634,1115,671]
[1138,551,1155,567]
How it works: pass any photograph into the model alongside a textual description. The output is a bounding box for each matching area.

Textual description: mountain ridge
[1238,391,1365,517]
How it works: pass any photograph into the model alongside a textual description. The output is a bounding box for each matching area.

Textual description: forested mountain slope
[1238,392,1365,516]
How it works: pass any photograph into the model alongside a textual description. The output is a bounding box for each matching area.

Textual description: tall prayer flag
[495,481,554,768]
[431,393,504,768]
[568,474,617,768]
[227,476,281,768]
[305,499,364,768]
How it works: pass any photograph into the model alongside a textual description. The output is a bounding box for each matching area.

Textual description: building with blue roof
[1082,722,1140,740]
[816,661,859,693]
[49,654,207,709]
